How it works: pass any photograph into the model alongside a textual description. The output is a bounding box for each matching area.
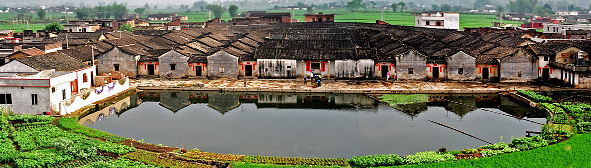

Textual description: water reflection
[82,91,545,158]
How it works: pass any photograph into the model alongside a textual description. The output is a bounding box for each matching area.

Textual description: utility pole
[66,35,69,49]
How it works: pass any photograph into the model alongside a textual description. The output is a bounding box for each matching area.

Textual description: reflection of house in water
[80,95,133,126]
[207,92,241,114]
[159,92,191,113]
[255,93,376,110]
[499,96,544,118]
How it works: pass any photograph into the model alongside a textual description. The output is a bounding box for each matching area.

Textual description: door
[433,67,439,79]
[62,89,66,100]
[91,72,94,86]
[245,65,253,76]
[381,65,389,78]
[542,68,550,80]
[147,64,155,75]
[482,67,489,79]
[196,66,202,76]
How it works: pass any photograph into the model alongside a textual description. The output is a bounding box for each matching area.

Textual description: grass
[379,94,430,105]
[230,161,342,168]
[395,133,591,167]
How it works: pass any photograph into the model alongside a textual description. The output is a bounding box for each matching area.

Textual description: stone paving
[132,78,559,93]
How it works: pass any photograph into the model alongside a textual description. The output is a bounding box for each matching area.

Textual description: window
[62,89,66,100]
[219,67,225,73]
[31,94,38,105]
[544,56,548,61]
[287,66,292,69]
[436,22,441,26]
[114,64,120,71]
[0,94,12,104]
[426,21,430,25]
[518,71,522,77]
[52,87,56,93]
[170,64,176,70]
[311,63,321,69]
[408,68,414,74]
[458,68,464,74]
[83,73,88,83]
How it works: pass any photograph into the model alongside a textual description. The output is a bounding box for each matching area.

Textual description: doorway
[245,65,253,76]
[381,65,389,78]
[433,67,439,79]
[542,68,550,80]
[196,66,202,76]
[482,67,489,79]
[147,64,155,76]
[91,72,94,86]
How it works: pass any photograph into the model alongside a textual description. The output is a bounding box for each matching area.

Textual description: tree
[119,23,133,32]
[497,6,504,13]
[307,6,314,13]
[408,2,415,9]
[371,1,376,9]
[297,2,305,8]
[346,0,366,11]
[543,4,552,10]
[37,9,46,20]
[568,4,574,11]
[228,5,238,17]
[134,8,145,15]
[207,5,226,18]
[440,4,452,11]
[391,3,398,12]
[144,3,151,15]
[432,4,439,11]
[75,7,94,19]
[44,22,63,32]
[397,2,405,12]
[508,0,537,13]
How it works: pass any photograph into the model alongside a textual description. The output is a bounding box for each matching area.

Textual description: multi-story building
[414,11,459,30]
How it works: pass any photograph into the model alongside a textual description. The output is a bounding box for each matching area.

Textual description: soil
[120,140,178,153]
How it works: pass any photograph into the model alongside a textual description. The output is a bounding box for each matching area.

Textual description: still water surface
[84,91,545,158]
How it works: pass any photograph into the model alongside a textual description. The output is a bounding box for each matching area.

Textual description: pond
[83,91,545,158]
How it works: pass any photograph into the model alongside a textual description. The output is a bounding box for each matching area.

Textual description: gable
[207,51,238,61]
[0,60,39,74]
[556,46,588,58]
[158,50,189,63]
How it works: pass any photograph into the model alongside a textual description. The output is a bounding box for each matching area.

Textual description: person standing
[386,71,390,81]
[303,75,307,84]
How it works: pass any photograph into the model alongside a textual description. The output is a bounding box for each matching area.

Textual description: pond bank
[133,79,571,94]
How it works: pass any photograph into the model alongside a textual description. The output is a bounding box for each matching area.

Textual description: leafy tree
[154,5,157,9]
[346,0,366,11]
[37,9,46,20]
[568,4,574,11]
[497,6,504,13]
[307,6,314,13]
[391,3,398,12]
[17,13,32,20]
[144,3,151,15]
[274,5,280,9]
[134,8,145,15]
[508,0,537,13]
[440,4,452,11]
[297,2,305,8]
[589,4,591,10]
[207,5,226,18]
[371,1,376,9]
[432,4,439,11]
[111,2,129,19]
[408,2,415,9]
[543,4,552,10]
[228,5,238,17]
[397,2,405,12]
[44,22,63,32]
[192,0,207,10]
[452,5,462,12]
[75,7,94,19]
[119,23,133,32]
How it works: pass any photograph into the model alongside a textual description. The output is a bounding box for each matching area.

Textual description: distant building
[305,13,335,22]
[556,11,580,16]
[63,24,100,32]
[543,24,591,35]
[147,14,187,21]
[414,11,459,30]
[165,20,182,30]
[0,30,14,40]
[228,11,293,26]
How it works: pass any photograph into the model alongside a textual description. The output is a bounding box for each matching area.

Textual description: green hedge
[349,154,403,167]
[517,90,552,103]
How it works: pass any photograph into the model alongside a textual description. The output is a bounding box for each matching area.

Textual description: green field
[0,9,523,32]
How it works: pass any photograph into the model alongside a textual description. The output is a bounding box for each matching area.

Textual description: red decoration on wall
[479,67,482,73]
[489,67,492,73]
[321,62,325,72]
[247,62,250,65]
[144,64,146,70]
[306,62,311,71]
[139,62,143,65]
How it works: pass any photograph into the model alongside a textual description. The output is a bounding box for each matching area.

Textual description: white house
[415,11,460,30]
[556,11,579,16]
[0,52,94,115]
[543,23,591,34]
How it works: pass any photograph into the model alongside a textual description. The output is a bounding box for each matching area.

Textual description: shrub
[403,151,455,165]
[480,142,509,150]
[349,154,403,167]
[460,148,478,154]
[510,136,551,151]
[517,90,552,102]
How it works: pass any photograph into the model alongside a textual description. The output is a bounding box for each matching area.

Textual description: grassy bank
[398,133,591,167]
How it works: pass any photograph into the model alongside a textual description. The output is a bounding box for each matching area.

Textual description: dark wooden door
[542,68,550,80]
[482,67,489,79]
[147,64,155,75]
[196,66,202,76]
[433,67,439,78]
[245,65,253,76]
[381,65,389,78]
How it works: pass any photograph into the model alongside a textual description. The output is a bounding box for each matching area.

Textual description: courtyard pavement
[132,78,562,93]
